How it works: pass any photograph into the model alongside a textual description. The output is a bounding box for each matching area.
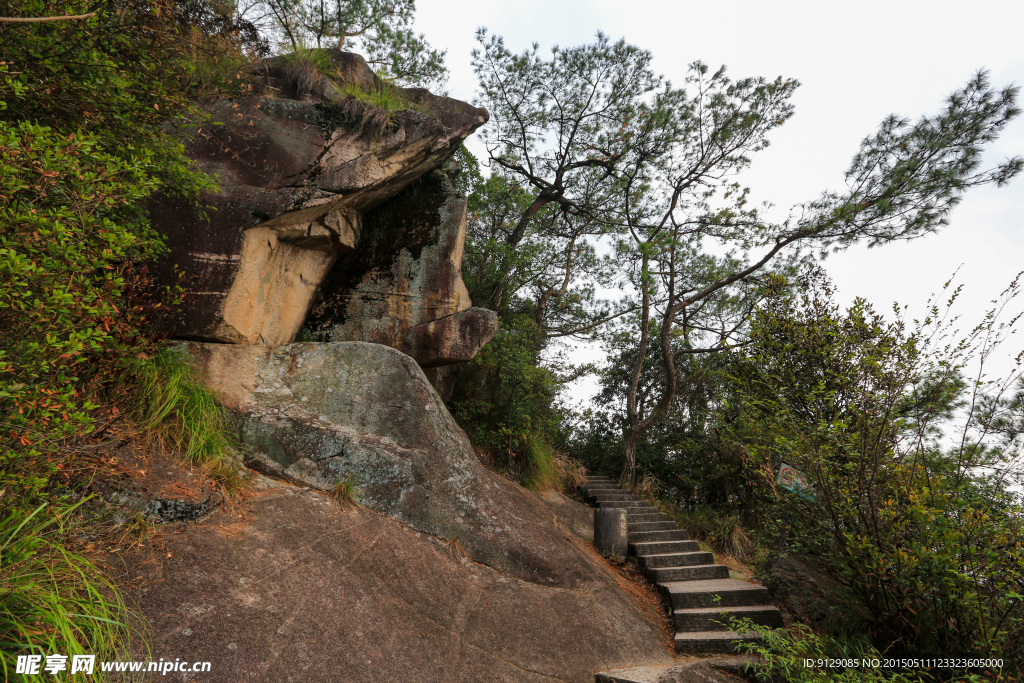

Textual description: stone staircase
[582,475,783,654]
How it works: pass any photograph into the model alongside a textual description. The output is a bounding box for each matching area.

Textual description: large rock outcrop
[152,50,496,379]
[188,340,597,584]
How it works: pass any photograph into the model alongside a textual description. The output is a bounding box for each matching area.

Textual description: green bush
[729,270,1024,665]
[449,314,565,484]
[0,119,164,496]
[730,619,927,683]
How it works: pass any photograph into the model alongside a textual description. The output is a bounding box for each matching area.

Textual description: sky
[411,0,1024,401]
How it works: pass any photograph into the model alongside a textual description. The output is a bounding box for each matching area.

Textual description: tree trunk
[620,428,639,486]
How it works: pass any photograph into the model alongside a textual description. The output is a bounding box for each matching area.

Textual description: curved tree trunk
[620,427,639,486]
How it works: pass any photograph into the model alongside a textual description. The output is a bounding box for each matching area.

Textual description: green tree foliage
[250,0,446,86]
[1,0,265,172]
[730,269,1024,666]
[448,146,600,485]
[448,314,567,483]
[570,319,770,517]
[476,30,1022,484]
[0,0,241,495]
[470,31,650,331]
[0,2,250,669]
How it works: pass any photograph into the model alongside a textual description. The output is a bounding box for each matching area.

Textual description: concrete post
[594,508,629,558]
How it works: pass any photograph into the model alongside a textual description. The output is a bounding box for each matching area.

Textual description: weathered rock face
[186,340,600,585]
[122,484,672,682]
[302,170,498,383]
[151,49,492,364]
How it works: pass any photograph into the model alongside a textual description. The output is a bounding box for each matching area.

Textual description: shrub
[0,120,163,496]
[730,619,927,683]
[730,270,1024,664]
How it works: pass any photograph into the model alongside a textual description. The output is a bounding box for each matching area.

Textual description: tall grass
[0,500,142,682]
[281,43,335,99]
[128,348,233,468]
[665,506,755,561]
[318,81,428,137]
[521,438,587,494]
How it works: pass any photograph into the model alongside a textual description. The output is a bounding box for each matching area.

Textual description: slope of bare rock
[183,340,617,588]
[119,478,671,682]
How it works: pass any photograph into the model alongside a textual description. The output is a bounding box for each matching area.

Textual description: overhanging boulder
[151,50,488,349]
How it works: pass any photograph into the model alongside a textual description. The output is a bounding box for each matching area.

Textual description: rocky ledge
[151,50,495,397]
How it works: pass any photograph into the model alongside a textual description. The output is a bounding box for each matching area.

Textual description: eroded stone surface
[186,341,592,585]
[120,483,671,682]
[303,171,498,379]
[151,50,488,346]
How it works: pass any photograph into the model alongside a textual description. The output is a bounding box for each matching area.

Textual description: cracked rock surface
[121,476,671,682]
[185,340,625,587]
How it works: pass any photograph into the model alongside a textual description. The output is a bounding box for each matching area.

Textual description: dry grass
[327,477,360,509]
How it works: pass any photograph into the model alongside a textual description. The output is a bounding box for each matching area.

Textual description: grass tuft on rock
[127,348,234,471]
[328,476,360,508]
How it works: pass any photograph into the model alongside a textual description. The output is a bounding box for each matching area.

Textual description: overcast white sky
[412,0,1024,399]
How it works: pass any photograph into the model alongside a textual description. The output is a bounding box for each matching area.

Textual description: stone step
[646,564,730,582]
[674,605,784,632]
[674,630,763,654]
[627,512,670,523]
[626,507,661,516]
[639,551,714,568]
[585,476,614,482]
[629,529,690,544]
[583,485,621,494]
[631,539,701,556]
[628,521,677,533]
[591,492,637,501]
[598,500,649,509]
[657,579,772,610]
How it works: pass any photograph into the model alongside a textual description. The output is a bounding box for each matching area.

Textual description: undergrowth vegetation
[0,500,142,681]
[127,349,234,469]
[0,0,256,673]
[729,619,929,683]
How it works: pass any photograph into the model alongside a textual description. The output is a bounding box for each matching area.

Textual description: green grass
[522,438,557,491]
[520,439,587,494]
[0,500,143,682]
[128,348,234,469]
[338,81,427,115]
[308,80,430,137]
[283,43,335,74]
[328,476,360,508]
